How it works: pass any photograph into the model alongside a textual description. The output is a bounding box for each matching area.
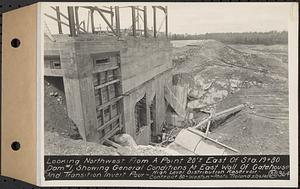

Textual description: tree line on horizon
[170,31,288,45]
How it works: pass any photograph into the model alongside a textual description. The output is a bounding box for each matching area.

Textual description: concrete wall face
[58,40,99,142]
[123,70,172,144]
[44,35,172,144]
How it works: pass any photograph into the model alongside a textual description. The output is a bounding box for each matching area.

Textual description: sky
[44,3,292,35]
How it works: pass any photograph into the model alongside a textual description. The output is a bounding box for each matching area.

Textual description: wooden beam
[131,6,136,37]
[44,13,70,27]
[96,96,123,111]
[55,6,62,34]
[143,6,148,38]
[94,79,120,90]
[165,6,168,37]
[156,6,166,13]
[94,7,118,36]
[104,139,122,148]
[153,6,157,38]
[67,7,77,36]
[115,6,121,36]
[90,9,95,33]
[110,6,114,27]
[51,6,67,20]
[74,6,80,34]
[135,7,145,12]
[97,115,120,131]
[81,6,114,15]
[99,124,121,144]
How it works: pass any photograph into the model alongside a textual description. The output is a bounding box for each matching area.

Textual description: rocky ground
[171,40,289,155]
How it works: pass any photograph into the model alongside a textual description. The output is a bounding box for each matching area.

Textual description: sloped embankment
[172,40,288,111]
[171,40,289,155]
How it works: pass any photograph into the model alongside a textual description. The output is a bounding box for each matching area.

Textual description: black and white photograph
[0,1,297,188]
[43,3,293,156]
[38,2,299,186]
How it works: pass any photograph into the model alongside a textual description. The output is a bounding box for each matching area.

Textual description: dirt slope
[172,40,289,155]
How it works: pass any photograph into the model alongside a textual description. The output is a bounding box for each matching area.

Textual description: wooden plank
[131,6,136,37]
[94,7,117,36]
[82,6,114,15]
[55,6,62,34]
[44,13,69,27]
[110,6,114,27]
[153,6,157,38]
[92,65,119,74]
[99,124,121,144]
[49,7,86,34]
[104,139,122,148]
[74,6,80,34]
[156,6,166,13]
[96,96,123,111]
[165,6,168,37]
[50,6,69,20]
[44,68,65,77]
[67,7,77,36]
[94,79,120,90]
[97,115,120,131]
[115,6,121,36]
[143,6,148,37]
[90,9,95,33]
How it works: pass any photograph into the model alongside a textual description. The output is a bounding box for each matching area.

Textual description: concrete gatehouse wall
[44,34,172,144]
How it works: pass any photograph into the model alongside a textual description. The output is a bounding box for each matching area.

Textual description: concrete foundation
[44,34,172,144]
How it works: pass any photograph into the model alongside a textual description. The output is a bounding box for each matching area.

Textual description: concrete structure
[44,34,172,144]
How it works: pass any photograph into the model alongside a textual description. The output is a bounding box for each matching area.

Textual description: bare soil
[172,40,289,155]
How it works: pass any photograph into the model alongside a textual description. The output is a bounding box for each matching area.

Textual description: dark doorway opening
[135,95,147,135]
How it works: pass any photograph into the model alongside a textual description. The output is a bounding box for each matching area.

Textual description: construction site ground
[172,40,289,155]
[44,40,289,155]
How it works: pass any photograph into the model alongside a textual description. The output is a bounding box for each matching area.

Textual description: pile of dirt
[44,77,81,139]
[172,40,288,111]
[45,131,179,155]
[171,40,289,155]
[45,131,119,155]
[113,134,180,155]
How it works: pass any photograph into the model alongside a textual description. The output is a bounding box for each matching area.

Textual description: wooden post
[131,6,136,37]
[110,6,114,27]
[90,9,95,33]
[153,6,157,38]
[82,21,86,31]
[67,6,77,37]
[56,6,63,34]
[143,6,148,38]
[165,6,168,38]
[74,6,80,34]
[115,6,121,36]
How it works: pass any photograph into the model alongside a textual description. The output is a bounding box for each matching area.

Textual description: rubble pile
[44,81,81,139]
[45,131,119,155]
[113,134,179,155]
